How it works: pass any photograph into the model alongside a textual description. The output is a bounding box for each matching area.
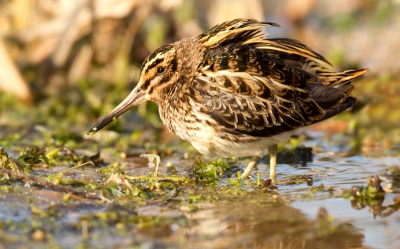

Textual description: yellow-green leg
[268,144,278,184]
[241,144,278,182]
[241,156,260,179]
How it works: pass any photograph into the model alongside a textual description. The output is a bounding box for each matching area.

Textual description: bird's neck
[175,37,204,76]
[153,37,203,105]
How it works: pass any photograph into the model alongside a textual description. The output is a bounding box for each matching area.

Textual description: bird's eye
[157,67,165,74]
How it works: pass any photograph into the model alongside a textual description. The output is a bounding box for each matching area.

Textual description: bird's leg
[241,156,260,179]
[268,144,278,184]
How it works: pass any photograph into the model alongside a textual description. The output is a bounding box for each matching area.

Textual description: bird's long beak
[87,85,147,135]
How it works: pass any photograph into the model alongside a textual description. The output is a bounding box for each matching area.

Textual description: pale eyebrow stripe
[142,53,166,74]
[141,45,176,75]
[144,58,164,74]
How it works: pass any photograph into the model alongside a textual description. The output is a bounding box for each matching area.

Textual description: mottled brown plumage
[88,19,367,183]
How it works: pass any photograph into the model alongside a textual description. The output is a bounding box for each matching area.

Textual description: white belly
[178,124,296,158]
[160,103,296,158]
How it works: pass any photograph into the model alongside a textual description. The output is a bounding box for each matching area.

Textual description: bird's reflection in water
[181,193,365,249]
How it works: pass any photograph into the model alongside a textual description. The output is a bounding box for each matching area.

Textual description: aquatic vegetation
[191,157,230,182]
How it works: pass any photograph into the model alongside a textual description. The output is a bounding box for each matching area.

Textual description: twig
[0,168,101,200]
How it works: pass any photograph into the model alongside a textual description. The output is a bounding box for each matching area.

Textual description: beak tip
[87,127,98,136]
[87,88,138,136]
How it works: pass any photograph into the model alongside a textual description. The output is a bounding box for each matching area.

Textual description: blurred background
[0,0,399,152]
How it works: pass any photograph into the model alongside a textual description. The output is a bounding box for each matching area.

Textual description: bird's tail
[318,68,368,87]
[311,68,368,121]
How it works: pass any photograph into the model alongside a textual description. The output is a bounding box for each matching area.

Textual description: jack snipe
[88,19,367,183]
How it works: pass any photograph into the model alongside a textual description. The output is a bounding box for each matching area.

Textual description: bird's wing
[191,57,326,137]
[189,19,359,137]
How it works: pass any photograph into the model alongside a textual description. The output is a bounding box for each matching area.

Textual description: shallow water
[0,130,399,249]
[178,154,399,249]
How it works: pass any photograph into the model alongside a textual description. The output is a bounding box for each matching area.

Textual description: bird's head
[88,44,180,135]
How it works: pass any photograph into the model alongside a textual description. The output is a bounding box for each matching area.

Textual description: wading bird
[88,19,367,183]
